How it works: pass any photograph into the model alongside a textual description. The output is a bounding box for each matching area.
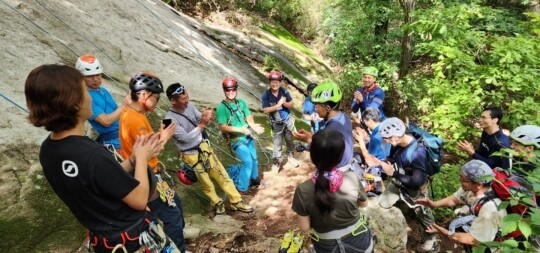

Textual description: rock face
[364,198,408,252]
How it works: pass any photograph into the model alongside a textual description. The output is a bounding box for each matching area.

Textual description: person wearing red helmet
[261,70,298,171]
[216,77,264,193]
[165,82,253,214]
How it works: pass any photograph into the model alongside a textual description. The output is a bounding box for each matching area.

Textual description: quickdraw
[156,175,176,207]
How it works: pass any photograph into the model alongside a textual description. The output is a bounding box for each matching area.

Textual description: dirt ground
[184,152,463,253]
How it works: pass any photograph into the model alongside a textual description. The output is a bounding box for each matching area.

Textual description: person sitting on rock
[292,129,374,252]
[415,160,506,253]
[164,82,253,214]
[377,117,439,253]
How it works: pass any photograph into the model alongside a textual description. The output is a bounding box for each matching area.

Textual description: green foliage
[402,3,540,155]
[431,163,462,219]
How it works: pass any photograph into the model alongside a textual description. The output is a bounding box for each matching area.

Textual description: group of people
[289,66,540,253]
[24,55,539,253]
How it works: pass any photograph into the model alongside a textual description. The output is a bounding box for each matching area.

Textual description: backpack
[405,123,444,176]
[491,168,537,215]
[472,190,524,239]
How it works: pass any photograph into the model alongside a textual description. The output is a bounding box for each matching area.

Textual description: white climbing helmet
[379,117,406,138]
[75,54,103,76]
[510,125,540,148]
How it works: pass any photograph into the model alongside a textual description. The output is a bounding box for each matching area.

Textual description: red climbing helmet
[222,77,238,90]
[176,164,197,185]
[268,70,283,81]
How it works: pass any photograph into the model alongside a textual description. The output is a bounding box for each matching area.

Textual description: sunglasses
[171,84,185,96]
[224,87,237,92]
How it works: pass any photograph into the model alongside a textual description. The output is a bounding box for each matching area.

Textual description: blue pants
[148,193,186,253]
[232,137,259,192]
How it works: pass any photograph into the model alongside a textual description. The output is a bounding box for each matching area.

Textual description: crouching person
[415,160,507,253]
[165,83,253,214]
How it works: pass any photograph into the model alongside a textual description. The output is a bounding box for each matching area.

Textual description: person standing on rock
[24,64,177,252]
[164,82,253,214]
[118,72,188,252]
[261,70,299,171]
[377,117,440,253]
[216,77,265,193]
[292,129,374,252]
[75,54,130,152]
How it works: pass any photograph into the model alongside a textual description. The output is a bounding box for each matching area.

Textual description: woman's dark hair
[310,129,345,215]
[25,64,84,132]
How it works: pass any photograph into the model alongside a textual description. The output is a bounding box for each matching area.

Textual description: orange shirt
[119,108,159,172]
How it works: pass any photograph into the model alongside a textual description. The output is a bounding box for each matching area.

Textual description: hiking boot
[250,177,261,187]
[214,200,225,215]
[271,158,281,173]
[416,237,440,253]
[287,233,304,253]
[183,227,201,240]
[287,154,299,168]
[279,230,294,253]
[230,200,254,213]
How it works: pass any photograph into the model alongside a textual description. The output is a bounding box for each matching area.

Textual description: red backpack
[491,168,536,215]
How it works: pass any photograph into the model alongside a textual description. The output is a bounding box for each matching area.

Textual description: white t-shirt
[453,187,507,242]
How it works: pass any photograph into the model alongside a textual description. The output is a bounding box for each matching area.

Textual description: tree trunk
[398,0,415,79]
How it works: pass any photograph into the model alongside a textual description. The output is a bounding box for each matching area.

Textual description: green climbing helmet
[362,66,378,77]
[311,81,342,103]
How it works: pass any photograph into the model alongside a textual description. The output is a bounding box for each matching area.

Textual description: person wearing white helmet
[510,125,540,167]
[377,117,440,253]
[75,54,130,151]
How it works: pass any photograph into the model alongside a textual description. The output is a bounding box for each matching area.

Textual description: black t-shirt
[40,135,144,233]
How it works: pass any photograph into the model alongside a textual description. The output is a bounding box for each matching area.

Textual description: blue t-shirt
[324,112,354,168]
[351,86,385,119]
[368,125,391,160]
[473,129,510,169]
[88,87,120,147]
[302,97,321,132]
[261,87,292,122]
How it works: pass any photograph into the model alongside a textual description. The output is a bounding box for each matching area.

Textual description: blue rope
[0,92,28,113]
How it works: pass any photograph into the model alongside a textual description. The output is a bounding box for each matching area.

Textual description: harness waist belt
[98,130,119,141]
[312,218,364,240]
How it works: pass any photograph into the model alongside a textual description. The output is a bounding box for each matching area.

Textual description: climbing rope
[0,92,28,113]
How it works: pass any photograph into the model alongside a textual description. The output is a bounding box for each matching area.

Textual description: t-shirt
[453,188,506,242]
[119,108,158,171]
[216,98,251,140]
[39,135,143,233]
[351,86,385,119]
[324,112,354,168]
[291,171,367,233]
[392,137,429,189]
[368,124,391,160]
[473,129,510,169]
[88,87,120,134]
[261,87,292,122]
[166,104,203,152]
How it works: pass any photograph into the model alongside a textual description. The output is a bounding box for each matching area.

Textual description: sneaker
[230,200,254,213]
[279,230,294,253]
[287,154,299,168]
[416,237,440,253]
[287,233,304,253]
[214,200,225,215]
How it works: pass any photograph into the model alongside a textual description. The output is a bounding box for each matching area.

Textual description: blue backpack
[405,124,444,176]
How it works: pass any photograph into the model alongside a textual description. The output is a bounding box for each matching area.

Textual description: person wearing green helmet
[293,81,359,172]
[351,66,385,119]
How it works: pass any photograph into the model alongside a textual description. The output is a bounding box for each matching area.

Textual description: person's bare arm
[297,215,311,232]
[94,94,130,127]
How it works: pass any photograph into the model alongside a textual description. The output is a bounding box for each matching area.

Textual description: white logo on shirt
[62,160,78,177]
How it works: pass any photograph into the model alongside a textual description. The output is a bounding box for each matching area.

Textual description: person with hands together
[119,72,188,252]
[24,64,175,252]
[216,77,264,193]
[165,83,253,214]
